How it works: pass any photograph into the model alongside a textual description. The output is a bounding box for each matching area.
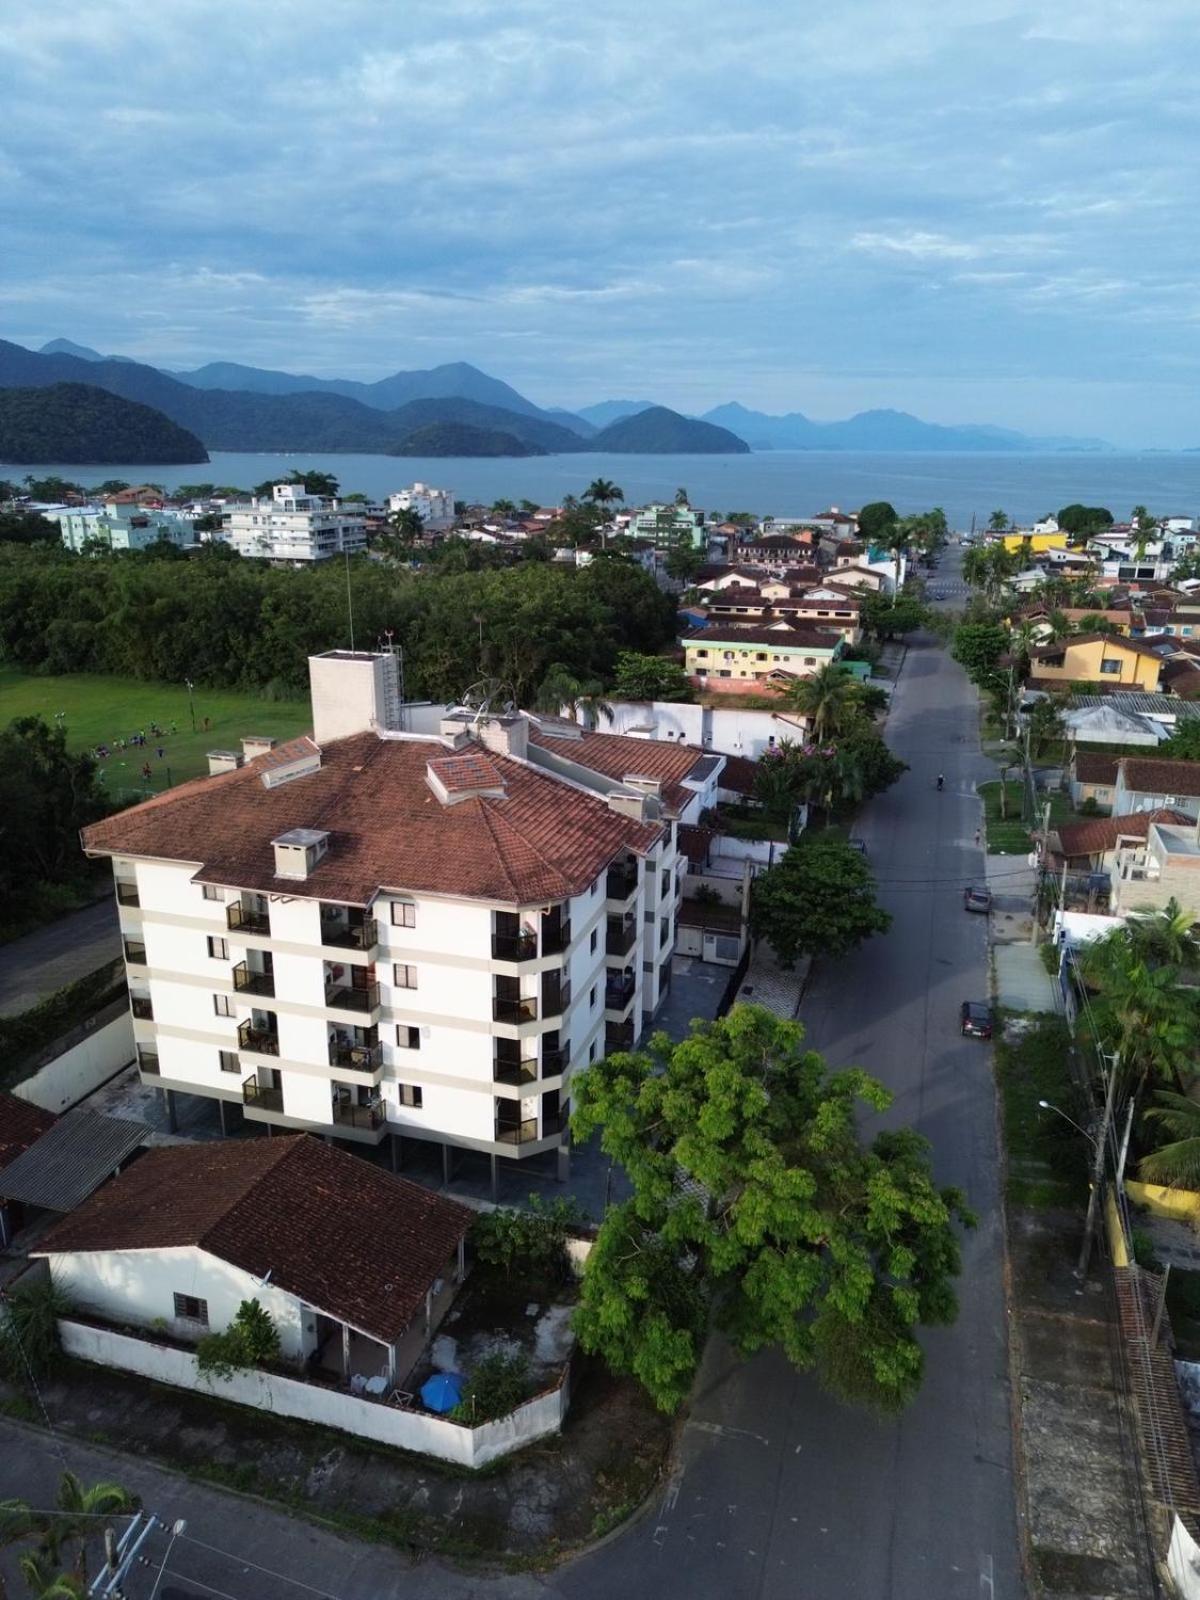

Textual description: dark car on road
[960,1001,994,1040]
[963,886,992,914]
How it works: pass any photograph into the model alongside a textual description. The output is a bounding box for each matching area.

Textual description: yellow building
[999,530,1063,555]
[1026,632,1165,690]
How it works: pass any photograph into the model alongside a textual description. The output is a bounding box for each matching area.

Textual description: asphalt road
[0,894,120,1016]
[0,545,1022,1599]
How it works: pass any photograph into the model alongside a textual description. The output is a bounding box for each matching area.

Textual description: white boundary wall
[1168,1514,1200,1599]
[59,1319,569,1469]
[15,1012,134,1114]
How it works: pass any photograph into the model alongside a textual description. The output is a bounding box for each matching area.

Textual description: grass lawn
[995,1016,1089,1209]
[978,779,1081,855]
[0,666,311,800]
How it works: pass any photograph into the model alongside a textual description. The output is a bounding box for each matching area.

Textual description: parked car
[963,886,992,914]
[848,837,867,855]
[960,1001,994,1040]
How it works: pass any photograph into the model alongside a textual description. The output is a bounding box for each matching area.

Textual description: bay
[8,448,1200,529]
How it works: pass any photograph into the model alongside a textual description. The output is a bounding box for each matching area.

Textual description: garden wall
[58,1319,569,1469]
[14,1005,134,1113]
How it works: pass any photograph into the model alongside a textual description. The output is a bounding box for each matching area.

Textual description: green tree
[0,1471,132,1597]
[674,486,689,506]
[583,478,624,512]
[962,544,1020,606]
[0,511,59,546]
[1078,935,1198,1100]
[951,621,1009,684]
[856,502,897,545]
[1026,696,1065,758]
[0,717,108,928]
[1169,550,1200,584]
[751,833,892,966]
[196,1297,281,1379]
[783,663,869,740]
[253,470,340,498]
[1160,721,1200,761]
[1130,505,1158,560]
[987,509,1009,531]
[612,651,691,702]
[571,1006,972,1413]
[533,662,614,725]
[664,544,705,583]
[1138,1090,1200,1188]
[1056,503,1113,539]
[859,590,925,640]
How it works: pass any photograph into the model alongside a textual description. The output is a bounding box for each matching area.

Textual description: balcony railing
[227,903,270,935]
[332,1099,385,1131]
[232,961,275,998]
[131,995,154,1021]
[237,1019,280,1056]
[605,975,636,1008]
[123,940,147,966]
[136,1048,160,1076]
[116,881,140,907]
[606,920,637,957]
[319,917,379,951]
[540,920,571,956]
[493,1055,538,1086]
[606,1020,635,1051]
[495,1116,539,1146]
[491,931,538,962]
[243,1079,284,1113]
[324,983,380,1014]
[493,995,538,1024]
[541,979,571,1017]
[328,1038,383,1071]
[606,864,638,900]
[542,1046,567,1077]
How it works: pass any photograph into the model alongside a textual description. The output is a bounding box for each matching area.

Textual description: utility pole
[1077,1053,1120,1280]
[184,678,196,735]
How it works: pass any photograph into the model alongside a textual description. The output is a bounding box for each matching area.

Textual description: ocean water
[8,449,1200,530]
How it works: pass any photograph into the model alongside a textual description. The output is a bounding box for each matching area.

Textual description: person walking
[974,827,981,848]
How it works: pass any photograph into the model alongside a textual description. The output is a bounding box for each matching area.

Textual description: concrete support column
[389,1135,401,1173]
[490,1153,499,1202]
[442,1142,452,1185]
[162,1089,178,1134]
[556,1143,571,1183]
[217,1100,229,1137]
[341,1322,351,1378]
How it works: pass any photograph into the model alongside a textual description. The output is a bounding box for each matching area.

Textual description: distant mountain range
[0,383,207,465]
[0,341,744,459]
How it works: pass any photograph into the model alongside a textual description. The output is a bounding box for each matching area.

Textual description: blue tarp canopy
[420,1372,464,1413]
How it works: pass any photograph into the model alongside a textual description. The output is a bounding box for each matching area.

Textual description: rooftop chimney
[207,750,244,775]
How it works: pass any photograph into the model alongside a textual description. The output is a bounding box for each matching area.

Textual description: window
[589,1041,597,1063]
[173,1293,208,1325]
[207,936,228,961]
[391,900,416,928]
[397,1083,423,1108]
[756,652,767,661]
[590,984,598,1010]
[213,994,233,1018]
[1099,659,1122,675]
[218,1049,239,1074]
[696,649,709,659]
[393,963,418,989]
[396,1024,420,1050]
[590,928,598,953]
[202,885,224,902]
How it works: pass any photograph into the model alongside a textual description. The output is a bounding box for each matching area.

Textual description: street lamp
[1037,1063,1120,1280]
[1037,1100,1097,1149]
[185,677,196,734]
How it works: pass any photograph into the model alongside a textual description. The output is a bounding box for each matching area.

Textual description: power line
[175,1533,350,1600]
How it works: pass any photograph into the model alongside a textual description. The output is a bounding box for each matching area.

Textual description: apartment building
[52,502,195,553]
[84,653,698,1190]
[387,483,455,531]
[682,624,843,692]
[629,502,707,550]
[223,483,367,564]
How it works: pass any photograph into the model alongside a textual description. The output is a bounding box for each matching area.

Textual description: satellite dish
[459,678,518,723]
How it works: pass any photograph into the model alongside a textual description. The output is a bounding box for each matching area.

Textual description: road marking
[980,1552,995,1599]
[687,1419,771,1446]
[651,1467,684,1547]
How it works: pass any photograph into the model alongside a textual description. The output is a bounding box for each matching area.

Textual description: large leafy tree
[1056,503,1113,539]
[860,590,925,639]
[612,650,691,701]
[782,662,866,740]
[0,717,109,925]
[857,502,897,543]
[951,621,1009,686]
[751,832,892,966]
[1078,927,1199,1100]
[572,1006,972,1414]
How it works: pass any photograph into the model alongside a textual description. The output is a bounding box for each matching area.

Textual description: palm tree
[583,479,624,511]
[987,509,1010,532]
[1123,899,1200,970]
[674,487,689,506]
[533,663,614,727]
[1078,939,1197,1100]
[882,519,915,597]
[783,664,864,742]
[1,1473,131,1597]
[1139,1090,1200,1188]
[1131,505,1157,561]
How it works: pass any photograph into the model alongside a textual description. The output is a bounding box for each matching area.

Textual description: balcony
[131,995,154,1021]
[232,961,275,999]
[243,1078,284,1113]
[605,974,636,1009]
[542,1046,567,1077]
[606,863,639,901]
[123,940,147,966]
[319,915,379,952]
[237,1019,280,1057]
[541,978,571,1018]
[493,1054,539,1086]
[491,931,538,962]
[136,1047,160,1077]
[324,982,380,1014]
[606,919,637,957]
[227,903,270,936]
[606,1020,635,1051]
[332,1098,385,1132]
[493,995,538,1024]
[540,920,571,956]
[116,881,140,907]
[327,1038,383,1072]
[495,1116,539,1146]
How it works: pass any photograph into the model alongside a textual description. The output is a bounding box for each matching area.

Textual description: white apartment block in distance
[84,651,722,1192]
[387,483,456,531]
[222,483,367,564]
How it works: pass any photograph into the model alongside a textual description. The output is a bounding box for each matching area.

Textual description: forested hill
[391,423,546,457]
[0,383,208,464]
[589,406,750,454]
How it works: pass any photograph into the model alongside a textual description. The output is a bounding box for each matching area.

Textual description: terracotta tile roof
[427,750,504,794]
[527,724,710,816]
[82,731,662,908]
[716,754,759,795]
[1027,632,1167,660]
[35,1135,472,1344]
[1055,808,1192,859]
[0,1093,56,1170]
[1072,753,1119,786]
[682,625,842,649]
[677,824,715,867]
[1118,758,1200,798]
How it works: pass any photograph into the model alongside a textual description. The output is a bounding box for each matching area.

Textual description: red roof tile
[1072,753,1119,786]
[682,625,842,648]
[82,731,662,908]
[35,1136,472,1344]
[527,724,710,816]
[0,1093,56,1171]
[716,754,759,795]
[1118,758,1200,799]
[1054,808,1192,859]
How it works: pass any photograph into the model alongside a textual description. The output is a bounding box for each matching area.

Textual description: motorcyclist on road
[936,773,944,791]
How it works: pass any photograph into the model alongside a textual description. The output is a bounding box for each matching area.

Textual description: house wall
[44,1245,311,1361]
[684,638,838,686]
[57,1319,569,1470]
[1033,640,1161,689]
[14,1009,134,1114]
[1112,775,1200,821]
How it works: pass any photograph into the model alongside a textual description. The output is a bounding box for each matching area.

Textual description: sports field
[0,666,311,797]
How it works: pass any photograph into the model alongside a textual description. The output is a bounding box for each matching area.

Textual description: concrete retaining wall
[1168,1513,1200,1598]
[59,1319,569,1469]
[15,1009,134,1113]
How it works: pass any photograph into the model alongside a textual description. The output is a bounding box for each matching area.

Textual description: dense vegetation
[0,542,677,703]
[588,405,750,454]
[0,716,109,929]
[391,422,545,457]
[0,383,207,464]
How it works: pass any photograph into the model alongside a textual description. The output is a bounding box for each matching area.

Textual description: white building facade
[222,484,367,563]
[387,483,455,531]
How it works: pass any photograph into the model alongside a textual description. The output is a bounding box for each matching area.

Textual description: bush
[0,1277,69,1380]
[471,1194,583,1285]
[1131,1229,1161,1272]
[451,1352,531,1424]
[196,1298,280,1380]
[1077,796,1102,817]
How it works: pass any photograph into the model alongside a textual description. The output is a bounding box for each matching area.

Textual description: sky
[2,1,1198,447]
